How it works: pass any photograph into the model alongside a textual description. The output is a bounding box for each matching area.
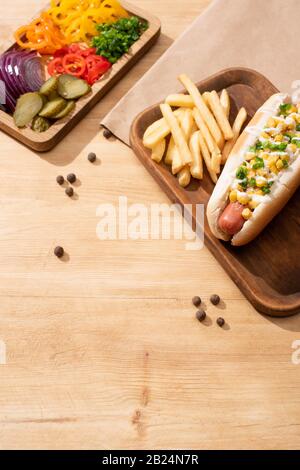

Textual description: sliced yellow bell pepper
[47,0,128,44]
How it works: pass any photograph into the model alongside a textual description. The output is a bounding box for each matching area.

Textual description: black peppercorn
[65,187,74,197]
[67,173,76,184]
[54,246,64,258]
[196,310,206,322]
[88,152,96,163]
[56,175,64,185]
[103,128,113,139]
[192,296,202,307]
[210,294,221,306]
[217,317,225,328]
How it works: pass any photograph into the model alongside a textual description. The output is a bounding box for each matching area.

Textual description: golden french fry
[143,109,183,148]
[171,147,182,174]
[165,94,194,108]
[220,89,230,118]
[211,151,222,175]
[202,91,211,107]
[159,104,192,175]
[202,92,226,151]
[222,107,247,164]
[203,92,227,151]
[151,139,166,163]
[175,110,195,185]
[179,108,195,140]
[143,120,170,147]
[171,109,194,174]
[190,121,198,135]
[207,90,233,140]
[165,137,177,165]
[198,132,218,184]
[178,74,223,148]
[178,166,191,187]
[192,108,221,158]
[189,130,203,180]
[144,118,165,139]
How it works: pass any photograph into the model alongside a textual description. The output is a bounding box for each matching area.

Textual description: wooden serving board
[130,67,300,318]
[0,1,161,152]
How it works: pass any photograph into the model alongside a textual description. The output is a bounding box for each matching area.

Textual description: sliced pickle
[39,97,67,118]
[13,92,44,128]
[40,94,48,106]
[40,77,58,96]
[48,91,60,101]
[31,116,51,133]
[58,74,91,100]
[52,100,76,120]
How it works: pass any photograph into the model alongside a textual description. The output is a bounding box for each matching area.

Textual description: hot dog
[207,93,300,246]
[218,202,245,235]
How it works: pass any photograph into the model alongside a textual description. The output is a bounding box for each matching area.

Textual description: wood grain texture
[130,68,300,317]
[0,1,161,151]
[0,0,300,451]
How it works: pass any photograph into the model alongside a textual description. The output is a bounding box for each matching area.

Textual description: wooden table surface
[0,0,300,451]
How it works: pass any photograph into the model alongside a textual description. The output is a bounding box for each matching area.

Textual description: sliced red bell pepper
[53,47,70,58]
[62,53,86,77]
[48,44,112,85]
[48,57,65,75]
[80,47,97,58]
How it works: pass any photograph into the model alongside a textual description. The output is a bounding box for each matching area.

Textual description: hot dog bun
[207,93,300,246]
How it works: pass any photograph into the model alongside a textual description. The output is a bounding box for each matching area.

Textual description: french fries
[160,103,193,171]
[143,120,170,148]
[178,74,224,148]
[189,130,203,180]
[143,108,183,148]
[211,151,222,175]
[165,94,194,108]
[192,108,221,174]
[171,110,191,175]
[178,166,191,187]
[192,108,220,156]
[172,141,184,175]
[220,89,230,118]
[198,132,218,184]
[165,136,176,165]
[207,90,233,141]
[151,139,166,163]
[176,109,194,186]
[142,74,247,187]
[179,108,194,140]
[202,91,211,107]
[222,107,247,164]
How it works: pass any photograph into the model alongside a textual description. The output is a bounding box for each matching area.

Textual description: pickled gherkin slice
[48,91,60,101]
[31,116,51,133]
[52,100,76,120]
[40,77,58,97]
[58,74,91,100]
[40,94,48,106]
[39,97,67,118]
[13,92,43,128]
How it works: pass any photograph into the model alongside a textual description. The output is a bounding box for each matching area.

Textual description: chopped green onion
[279,103,292,115]
[282,159,289,168]
[236,165,248,179]
[291,138,300,148]
[262,186,271,194]
[252,156,264,170]
[262,181,274,194]
[263,141,287,151]
[240,179,248,190]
